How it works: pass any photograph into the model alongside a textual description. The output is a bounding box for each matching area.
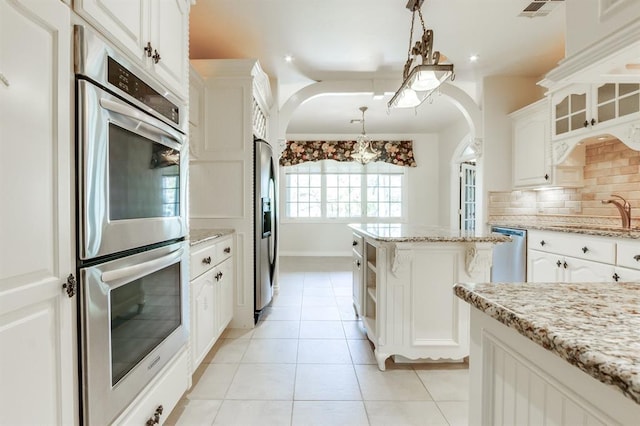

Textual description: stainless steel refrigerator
[254,138,277,322]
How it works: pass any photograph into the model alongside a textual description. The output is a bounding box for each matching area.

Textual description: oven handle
[99,97,184,146]
[101,248,184,285]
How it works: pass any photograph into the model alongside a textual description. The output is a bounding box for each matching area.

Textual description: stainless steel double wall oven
[75,26,188,425]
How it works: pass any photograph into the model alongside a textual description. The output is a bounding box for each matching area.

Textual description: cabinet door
[0,1,75,425]
[191,271,216,368]
[352,250,364,317]
[149,0,189,97]
[552,85,591,139]
[613,267,640,283]
[527,250,562,283]
[564,257,614,283]
[74,0,147,62]
[513,108,549,187]
[216,258,234,336]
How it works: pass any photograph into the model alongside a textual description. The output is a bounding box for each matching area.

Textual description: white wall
[437,118,471,227]
[565,0,640,57]
[279,133,439,256]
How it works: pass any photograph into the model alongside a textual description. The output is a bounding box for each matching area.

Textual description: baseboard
[279,250,352,257]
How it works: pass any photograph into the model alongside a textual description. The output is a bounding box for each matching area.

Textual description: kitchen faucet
[601,195,631,229]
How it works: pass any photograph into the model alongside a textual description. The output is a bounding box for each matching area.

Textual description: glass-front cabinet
[551,82,640,140]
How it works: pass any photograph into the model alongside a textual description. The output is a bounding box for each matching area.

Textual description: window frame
[280,160,408,224]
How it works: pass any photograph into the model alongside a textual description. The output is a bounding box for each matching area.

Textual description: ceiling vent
[519,0,564,18]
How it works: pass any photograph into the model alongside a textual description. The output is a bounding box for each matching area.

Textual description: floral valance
[279,140,417,167]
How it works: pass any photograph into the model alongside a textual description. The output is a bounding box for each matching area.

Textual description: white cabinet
[511,99,584,189]
[189,60,273,328]
[551,83,640,141]
[527,229,637,284]
[511,100,551,188]
[0,1,76,425]
[189,235,235,371]
[74,0,190,98]
[354,235,494,370]
[351,233,364,317]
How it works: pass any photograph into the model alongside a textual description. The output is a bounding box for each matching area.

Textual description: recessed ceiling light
[469,54,479,63]
[284,55,294,63]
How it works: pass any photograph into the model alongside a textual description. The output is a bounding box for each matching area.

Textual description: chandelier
[388,0,454,109]
[350,106,379,165]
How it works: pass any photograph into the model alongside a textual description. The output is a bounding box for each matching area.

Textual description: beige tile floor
[166,257,469,426]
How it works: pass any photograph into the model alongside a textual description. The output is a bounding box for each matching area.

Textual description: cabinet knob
[556,260,562,267]
[202,256,212,265]
[563,261,568,269]
[144,41,153,57]
[540,240,546,247]
[583,120,589,128]
[633,255,640,262]
[582,246,589,253]
[224,247,231,254]
[591,118,596,126]
[152,49,161,64]
[356,260,361,267]
[352,241,358,246]
[544,173,549,181]
[613,273,620,282]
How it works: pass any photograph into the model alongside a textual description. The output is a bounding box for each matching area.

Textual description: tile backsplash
[489,139,640,226]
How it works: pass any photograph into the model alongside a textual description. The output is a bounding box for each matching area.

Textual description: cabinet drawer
[190,243,218,280]
[352,233,364,256]
[616,241,640,270]
[528,230,615,263]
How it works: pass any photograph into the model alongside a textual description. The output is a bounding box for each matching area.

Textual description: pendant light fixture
[350,106,379,165]
[388,0,454,110]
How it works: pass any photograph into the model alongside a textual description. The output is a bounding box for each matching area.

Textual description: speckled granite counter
[454,281,640,404]
[189,228,235,246]
[349,223,510,243]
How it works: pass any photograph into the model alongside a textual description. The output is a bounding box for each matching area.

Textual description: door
[527,250,561,283]
[460,162,476,231]
[192,269,216,367]
[217,257,234,335]
[0,1,75,424]
[352,250,364,316]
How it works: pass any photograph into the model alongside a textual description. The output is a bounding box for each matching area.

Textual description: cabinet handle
[202,256,212,265]
[540,240,546,247]
[591,118,596,126]
[583,120,589,128]
[582,246,589,253]
[352,241,358,246]
[544,173,549,181]
[224,247,231,254]
[556,260,562,267]
[633,255,640,262]
[152,49,161,64]
[613,273,620,282]
[146,405,163,425]
[563,261,568,269]
[215,271,223,281]
[62,274,76,298]
[356,260,361,267]
[144,41,153,57]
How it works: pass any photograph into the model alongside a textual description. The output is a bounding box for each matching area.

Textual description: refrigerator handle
[268,162,278,278]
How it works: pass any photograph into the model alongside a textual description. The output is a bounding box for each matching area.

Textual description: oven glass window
[109,124,180,220]
[110,262,181,386]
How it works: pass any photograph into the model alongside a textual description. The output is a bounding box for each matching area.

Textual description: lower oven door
[80,241,189,425]
[77,79,188,260]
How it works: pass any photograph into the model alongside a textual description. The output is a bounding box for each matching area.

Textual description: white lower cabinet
[190,235,235,371]
[528,230,640,284]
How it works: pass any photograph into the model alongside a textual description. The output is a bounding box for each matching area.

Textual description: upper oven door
[78,79,187,260]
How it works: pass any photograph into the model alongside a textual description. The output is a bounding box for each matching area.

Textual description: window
[284,160,405,220]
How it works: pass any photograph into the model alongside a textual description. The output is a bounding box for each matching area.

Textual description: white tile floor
[166,257,469,426]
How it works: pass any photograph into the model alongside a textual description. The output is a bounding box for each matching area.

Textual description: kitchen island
[349,224,509,370]
[455,281,640,425]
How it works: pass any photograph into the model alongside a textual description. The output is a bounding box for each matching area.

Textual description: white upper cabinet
[75,0,189,98]
[511,100,551,188]
[551,82,640,141]
[1,0,76,424]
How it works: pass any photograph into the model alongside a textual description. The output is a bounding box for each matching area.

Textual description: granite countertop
[189,228,235,246]
[454,281,640,405]
[490,222,640,240]
[349,223,510,243]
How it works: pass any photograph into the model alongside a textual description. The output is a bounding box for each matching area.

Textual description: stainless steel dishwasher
[491,226,527,282]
